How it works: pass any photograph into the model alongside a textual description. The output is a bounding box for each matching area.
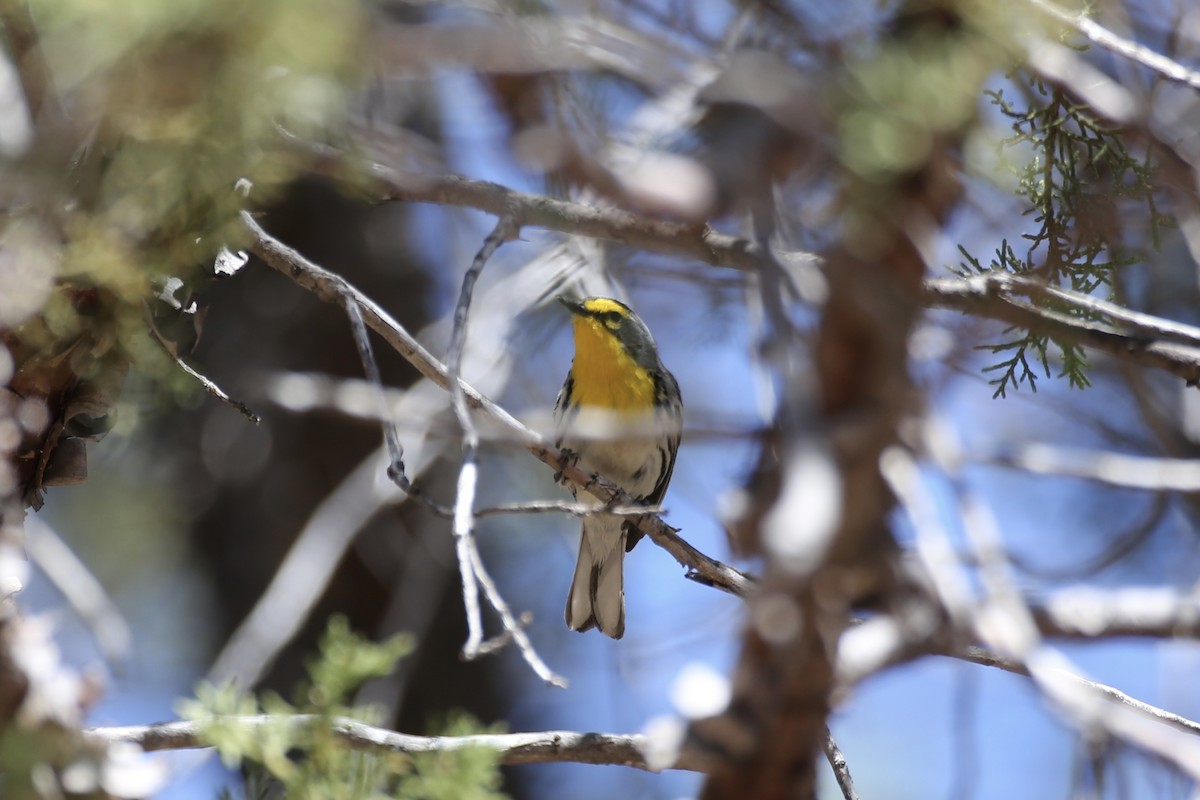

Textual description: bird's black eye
[601,311,622,326]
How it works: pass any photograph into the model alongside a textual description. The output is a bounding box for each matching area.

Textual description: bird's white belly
[569,436,663,504]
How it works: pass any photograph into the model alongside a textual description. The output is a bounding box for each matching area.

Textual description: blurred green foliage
[181,616,509,800]
[31,0,362,281]
[6,0,365,400]
[959,78,1163,397]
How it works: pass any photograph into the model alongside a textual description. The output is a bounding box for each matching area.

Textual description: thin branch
[1006,273,1200,348]
[145,305,261,424]
[468,544,567,687]
[844,633,1200,767]
[242,212,519,423]
[978,443,1200,493]
[241,211,754,600]
[287,142,1200,386]
[1025,0,1200,92]
[1009,493,1167,581]
[948,450,1200,771]
[822,726,859,800]
[375,496,665,521]
[448,363,482,652]
[343,296,404,480]
[834,585,1200,768]
[83,716,704,772]
[838,616,1200,756]
[446,215,519,660]
[474,611,532,657]
[1032,587,1200,640]
[476,500,665,518]
[952,645,1200,740]
[908,430,1200,779]
[378,15,693,90]
[284,136,788,274]
[924,273,1200,385]
[340,298,454,521]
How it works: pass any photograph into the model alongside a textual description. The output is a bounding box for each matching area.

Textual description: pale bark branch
[835,591,1200,762]
[1026,0,1200,91]
[446,215,518,663]
[83,716,705,772]
[923,273,1200,385]
[953,645,1200,739]
[822,726,859,800]
[1032,587,1200,640]
[289,140,1200,387]
[286,135,785,273]
[886,438,1200,778]
[839,581,1200,690]
[980,443,1200,493]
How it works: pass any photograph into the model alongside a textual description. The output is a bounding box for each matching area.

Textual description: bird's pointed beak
[557,296,587,316]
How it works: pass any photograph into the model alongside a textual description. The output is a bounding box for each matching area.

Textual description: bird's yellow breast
[570,316,657,411]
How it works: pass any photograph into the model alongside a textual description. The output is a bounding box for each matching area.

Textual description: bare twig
[343,297,404,479]
[952,645,1200,739]
[1009,494,1166,582]
[474,611,532,657]
[378,15,693,90]
[373,496,664,521]
[980,443,1200,493]
[442,216,567,686]
[476,500,665,518]
[287,141,1200,386]
[822,727,859,800]
[467,545,567,687]
[1032,587,1200,640]
[923,274,1200,386]
[983,272,1200,349]
[837,616,1200,756]
[911,427,1200,779]
[83,715,704,772]
[145,306,261,424]
[242,212,519,422]
[1025,0,1200,92]
[446,215,519,660]
[283,137,787,274]
[341,299,454,518]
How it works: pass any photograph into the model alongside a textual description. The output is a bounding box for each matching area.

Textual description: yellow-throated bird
[555,296,682,639]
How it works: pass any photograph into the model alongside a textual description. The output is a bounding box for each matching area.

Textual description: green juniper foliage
[959,76,1165,398]
[179,617,508,800]
[11,0,364,408]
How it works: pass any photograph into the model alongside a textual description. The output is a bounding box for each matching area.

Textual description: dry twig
[84,716,704,772]
[445,215,519,661]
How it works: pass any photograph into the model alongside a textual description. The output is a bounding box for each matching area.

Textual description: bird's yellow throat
[570,315,657,411]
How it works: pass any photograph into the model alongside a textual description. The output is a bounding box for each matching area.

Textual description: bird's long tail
[565,518,626,639]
